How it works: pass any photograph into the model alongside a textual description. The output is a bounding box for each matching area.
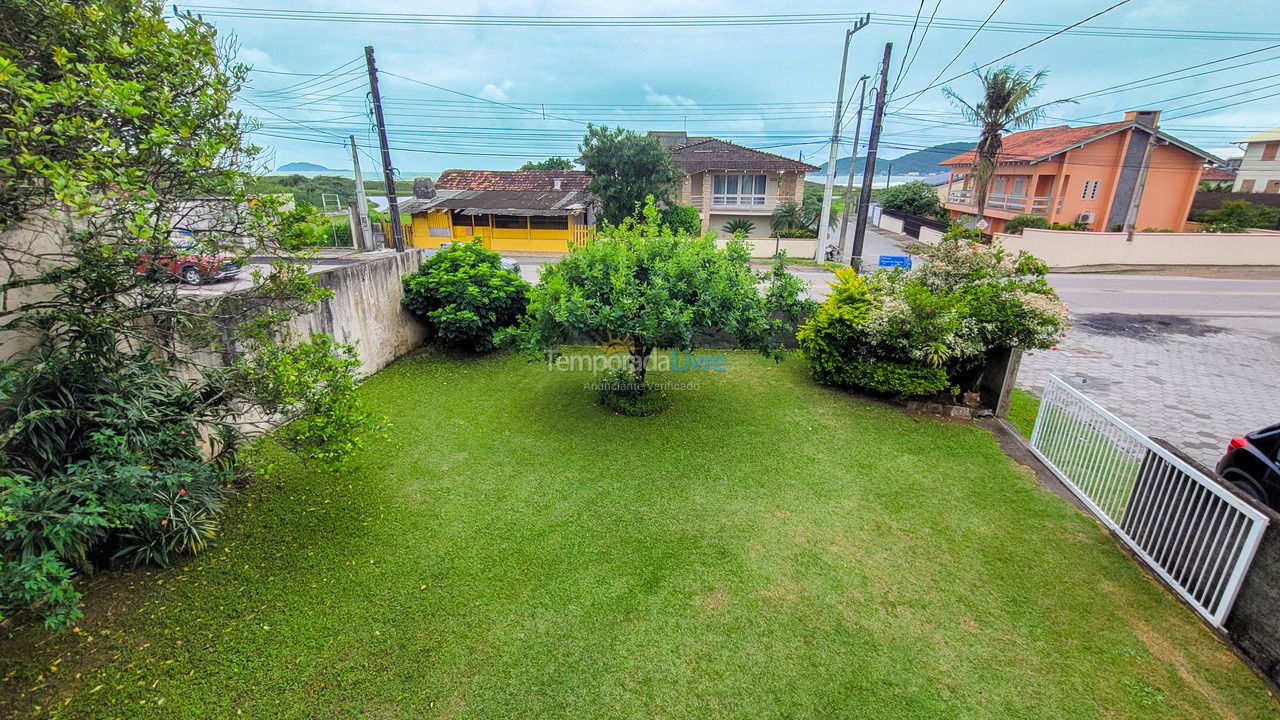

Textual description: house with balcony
[939,111,1219,233]
[399,170,595,253]
[1232,126,1280,193]
[652,132,820,237]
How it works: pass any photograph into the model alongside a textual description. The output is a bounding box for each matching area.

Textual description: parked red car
[135,236,245,285]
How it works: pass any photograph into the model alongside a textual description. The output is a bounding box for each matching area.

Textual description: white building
[1233,126,1280,193]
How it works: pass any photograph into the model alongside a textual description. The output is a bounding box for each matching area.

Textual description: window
[712,174,767,206]
[529,215,568,230]
[451,210,488,226]
[493,215,527,229]
[1240,179,1256,193]
[1081,179,1099,200]
[1012,177,1026,196]
[1262,142,1280,162]
[1266,180,1280,194]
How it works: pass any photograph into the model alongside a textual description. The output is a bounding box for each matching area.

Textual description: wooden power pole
[364,45,404,252]
[851,42,893,272]
[837,75,870,264]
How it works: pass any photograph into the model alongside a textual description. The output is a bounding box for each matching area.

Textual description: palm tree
[944,66,1065,221]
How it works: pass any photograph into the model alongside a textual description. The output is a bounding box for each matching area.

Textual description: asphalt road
[1047,273,1280,319]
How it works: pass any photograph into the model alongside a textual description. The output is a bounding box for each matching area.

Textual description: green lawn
[1008,388,1041,440]
[2,350,1274,718]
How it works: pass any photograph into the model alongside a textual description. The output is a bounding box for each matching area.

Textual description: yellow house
[398,170,596,253]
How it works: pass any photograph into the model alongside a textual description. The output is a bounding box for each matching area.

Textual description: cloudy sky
[193,0,1280,173]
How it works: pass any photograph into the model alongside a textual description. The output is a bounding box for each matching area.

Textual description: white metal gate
[1029,375,1269,627]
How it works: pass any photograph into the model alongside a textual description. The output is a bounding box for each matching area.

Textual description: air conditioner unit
[1077,211,1095,225]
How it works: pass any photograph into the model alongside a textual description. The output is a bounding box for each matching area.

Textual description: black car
[1216,423,1280,511]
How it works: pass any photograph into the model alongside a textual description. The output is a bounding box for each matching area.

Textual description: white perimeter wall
[997,228,1280,267]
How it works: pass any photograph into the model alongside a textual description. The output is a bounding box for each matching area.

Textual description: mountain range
[816,141,976,177]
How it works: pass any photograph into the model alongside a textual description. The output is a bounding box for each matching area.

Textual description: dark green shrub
[402,242,530,352]
[769,228,816,238]
[722,218,756,236]
[661,203,702,234]
[876,180,945,219]
[1049,221,1088,231]
[595,366,672,417]
[1197,199,1280,230]
[1003,214,1051,234]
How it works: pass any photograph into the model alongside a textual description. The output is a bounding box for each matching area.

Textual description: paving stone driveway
[1017,315,1280,467]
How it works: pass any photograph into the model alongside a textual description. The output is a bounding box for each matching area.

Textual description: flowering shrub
[798,226,1068,398]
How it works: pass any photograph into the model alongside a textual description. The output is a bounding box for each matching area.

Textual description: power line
[890,1,926,95]
[892,0,1133,108]
[894,0,944,95]
[380,70,590,127]
[892,0,1005,113]
[177,5,1280,41]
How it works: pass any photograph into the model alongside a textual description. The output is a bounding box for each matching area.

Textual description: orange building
[939,111,1219,233]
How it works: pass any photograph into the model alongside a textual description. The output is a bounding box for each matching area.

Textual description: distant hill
[817,141,975,177]
[277,162,332,172]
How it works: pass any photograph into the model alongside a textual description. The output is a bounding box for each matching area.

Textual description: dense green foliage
[770,227,816,238]
[799,226,1068,398]
[1197,199,1280,232]
[876,180,947,219]
[722,218,756,236]
[402,242,530,352]
[660,203,702,235]
[578,126,681,224]
[0,0,372,629]
[1003,214,1052,234]
[517,157,575,171]
[1,351,1275,718]
[506,198,813,409]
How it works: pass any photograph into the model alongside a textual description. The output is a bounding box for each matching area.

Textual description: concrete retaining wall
[996,228,1280,267]
[281,250,428,377]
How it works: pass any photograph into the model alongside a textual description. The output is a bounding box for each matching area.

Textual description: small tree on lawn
[577,125,681,225]
[505,198,813,414]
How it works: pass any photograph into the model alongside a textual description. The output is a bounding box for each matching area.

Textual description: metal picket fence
[1028,375,1269,628]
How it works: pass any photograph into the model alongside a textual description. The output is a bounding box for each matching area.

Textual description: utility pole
[348,135,375,251]
[364,45,404,252]
[816,14,870,261]
[885,161,893,188]
[837,75,870,264]
[851,42,893,273]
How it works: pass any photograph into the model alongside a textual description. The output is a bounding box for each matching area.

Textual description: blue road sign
[878,255,912,269]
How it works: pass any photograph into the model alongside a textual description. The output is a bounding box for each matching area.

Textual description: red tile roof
[435,169,591,192]
[939,122,1130,166]
[1201,166,1236,181]
[670,138,820,173]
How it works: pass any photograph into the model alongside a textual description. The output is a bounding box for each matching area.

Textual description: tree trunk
[631,346,650,386]
[973,133,1001,225]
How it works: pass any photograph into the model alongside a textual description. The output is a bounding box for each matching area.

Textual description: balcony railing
[689,194,782,212]
[947,190,1059,216]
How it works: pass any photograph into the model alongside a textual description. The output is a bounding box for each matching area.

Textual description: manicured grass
[2,350,1274,718]
[1009,387,1041,439]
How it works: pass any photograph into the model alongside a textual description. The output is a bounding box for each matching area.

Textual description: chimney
[553,177,563,190]
[1124,110,1160,128]
[412,177,436,199]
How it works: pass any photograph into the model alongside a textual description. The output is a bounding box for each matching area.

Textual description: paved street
[1018,273,1280,466]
